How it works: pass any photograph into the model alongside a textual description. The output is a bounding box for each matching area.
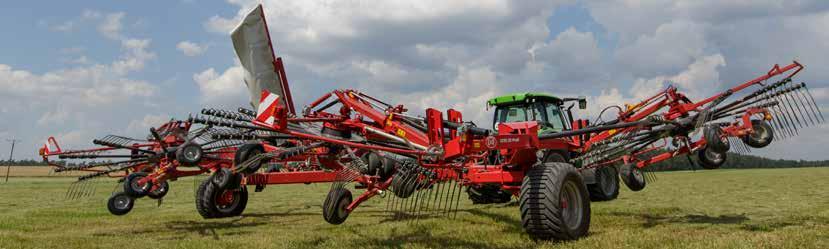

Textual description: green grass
[0,167,828,249]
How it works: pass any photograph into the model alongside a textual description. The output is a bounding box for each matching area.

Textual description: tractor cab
[488,93,586,135]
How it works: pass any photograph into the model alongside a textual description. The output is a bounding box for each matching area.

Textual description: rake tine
[787,86,813,127]
[762,92,785,138]
[452,178,463,219]
[433,181,444,215]
[793,86,817,126]
[774,92,797,137]
[767,95,789,138]
[802,84,825,122]
[781,90,804,130]
[798,83,821,123]
[444,177,457,217]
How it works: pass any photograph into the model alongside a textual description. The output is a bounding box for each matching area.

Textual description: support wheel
[195,179,216,219]
[322,188,353,225]
[200,183,248,218]
[704,125,730,153]
[520,162,590,241]
[234,144,266,174]
[147,181,169,199]
[123,172,151,198]
[391,160,420,198]
[697,147,727,169]
[467,184,513,204]
[742,120,774,148]
[619,164,646,191]
[212,168,241,190]
[587,166,620,201]
[107,192,134,216]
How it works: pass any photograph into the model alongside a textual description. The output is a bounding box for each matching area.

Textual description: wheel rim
[561,180,583,230]
[130,176,150,193]
[749,124,770,143]
[632,167,644,183]
[704,149,724,163]
[216,190,238,211]
[337,196,350,218]
[113,195,130,209]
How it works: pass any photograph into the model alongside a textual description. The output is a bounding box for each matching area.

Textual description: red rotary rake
[182,4,822,241]
[39,119,248,215]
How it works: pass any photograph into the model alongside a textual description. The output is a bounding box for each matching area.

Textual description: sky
[0,0,828,161]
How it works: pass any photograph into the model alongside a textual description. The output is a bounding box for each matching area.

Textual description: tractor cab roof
[487,92,562,107]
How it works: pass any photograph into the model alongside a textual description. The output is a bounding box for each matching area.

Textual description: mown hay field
[0,167,827,249]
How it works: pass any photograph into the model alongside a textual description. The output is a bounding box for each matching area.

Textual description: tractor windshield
[493,102,566,133]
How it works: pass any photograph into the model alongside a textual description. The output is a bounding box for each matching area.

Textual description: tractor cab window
[494,105,528,129]
[542,103,566,132]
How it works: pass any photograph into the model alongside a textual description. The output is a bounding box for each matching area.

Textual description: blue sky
[1,0,828,161]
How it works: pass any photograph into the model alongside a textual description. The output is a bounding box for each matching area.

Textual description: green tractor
[466,92,621,204]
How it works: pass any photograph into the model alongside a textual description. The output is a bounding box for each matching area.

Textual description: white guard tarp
[231,4,290,110]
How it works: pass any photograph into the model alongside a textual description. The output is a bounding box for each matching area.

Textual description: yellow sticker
[396,128,406,138]
[608,129,617,135]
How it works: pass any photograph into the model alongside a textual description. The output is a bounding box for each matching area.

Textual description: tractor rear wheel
[587,166,620,201]
[123,172,151,198]
[619,164,646,191]
[697,147,727,169]
[520,162,590,241]
[107,192,134,216]
[742,120,774,148]
[147,180,169,199]
[323,188,353,225]
[467,184,513,204]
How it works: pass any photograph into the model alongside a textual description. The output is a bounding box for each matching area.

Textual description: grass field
[0,167,827,249]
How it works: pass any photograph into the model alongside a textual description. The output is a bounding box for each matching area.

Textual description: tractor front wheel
[587,166,620,201]
[107,192,134,216]
[520,162,590,241]
[323,188,353,225]
[743,120,774,148]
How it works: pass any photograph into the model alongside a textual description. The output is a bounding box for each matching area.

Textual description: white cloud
[193,66,247,107]
[51,21,76,32]
[176,41,209,56]
[98,12,125,40]
[127,114,173,134]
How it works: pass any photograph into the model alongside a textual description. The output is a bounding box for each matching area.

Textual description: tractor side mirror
[578,97,587,110]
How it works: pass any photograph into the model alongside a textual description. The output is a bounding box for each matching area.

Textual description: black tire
[619,164,646,191]
[391,160,420,198]
[147,181,169,199]
[200,183,248,218]
[742,120,774,148]
[212,168,241,190]
[467,184,513,204]
[107,192,134,216]
[704,125,730,153]
[362,152,382,176]
[322,188,353,225]
[520,162,590,241]
[697,147,726,169]
[195,179,216,219]
[234,144,266,174]
[176,142,203,165]
[587,166,620,201]
[123,172,151,198]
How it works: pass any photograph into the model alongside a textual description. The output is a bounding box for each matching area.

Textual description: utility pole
[4,139,19,183]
